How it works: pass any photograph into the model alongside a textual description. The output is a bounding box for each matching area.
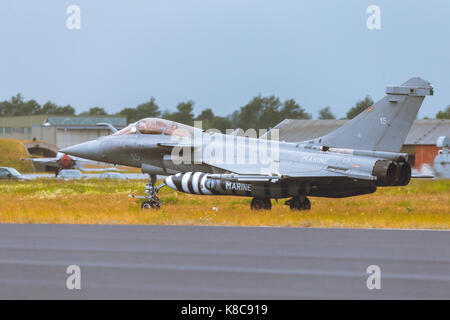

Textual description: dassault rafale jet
[22,152,119,176]
[61,77,433,210]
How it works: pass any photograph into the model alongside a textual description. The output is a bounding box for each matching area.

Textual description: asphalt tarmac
[0,224,448,299]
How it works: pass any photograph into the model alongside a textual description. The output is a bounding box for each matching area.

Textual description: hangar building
[0,115,126,155]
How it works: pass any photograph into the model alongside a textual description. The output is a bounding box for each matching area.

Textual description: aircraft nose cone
[60,140,102,161]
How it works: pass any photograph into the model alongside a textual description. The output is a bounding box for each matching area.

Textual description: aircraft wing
[200,138,383,182]
[411,174,434,178]
[204,160,372,182]
[21,157,60,167]
[22,155,119,172]
[76,165,119,172]
[206,169,348,181]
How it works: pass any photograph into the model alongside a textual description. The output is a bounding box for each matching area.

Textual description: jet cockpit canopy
[112,118,197,138]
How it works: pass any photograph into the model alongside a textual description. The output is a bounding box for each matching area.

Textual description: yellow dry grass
[0,138,34,173]
[0,179,448,229]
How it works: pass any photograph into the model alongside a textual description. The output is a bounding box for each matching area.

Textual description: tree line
[1,93,449,131]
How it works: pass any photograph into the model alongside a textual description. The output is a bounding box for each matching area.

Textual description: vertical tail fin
[320,77,433,152]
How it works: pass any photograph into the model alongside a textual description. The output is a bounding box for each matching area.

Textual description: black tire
[152,202,161,210]
[289,199,299,210]
[289,196,311,211]
[251,198,271,210]
[141,201,152,209]
[302,197,311,210]
[141,201,161,209]
[264,198,272,210]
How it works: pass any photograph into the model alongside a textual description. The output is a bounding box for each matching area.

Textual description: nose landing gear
[285,196,311,210]
[140,181,163,209]
[129,174,165,209]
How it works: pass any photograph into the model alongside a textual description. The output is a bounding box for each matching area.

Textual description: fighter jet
[61,77,433,210]
[434,136,449,178]
[22,152,119,176]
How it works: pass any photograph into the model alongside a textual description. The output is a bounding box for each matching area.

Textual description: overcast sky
[0,0,449,118]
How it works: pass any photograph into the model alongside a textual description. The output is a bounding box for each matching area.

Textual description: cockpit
[112,118,197,138]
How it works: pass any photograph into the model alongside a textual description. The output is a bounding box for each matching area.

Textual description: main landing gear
[129,174,165,209]
[250,196,311,210]
[250,198,272,210]
[285,196,311,211]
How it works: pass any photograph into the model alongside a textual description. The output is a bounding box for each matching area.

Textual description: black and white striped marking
[165,172,213,195]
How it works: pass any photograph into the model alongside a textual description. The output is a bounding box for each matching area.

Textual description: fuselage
[61,118,411,199]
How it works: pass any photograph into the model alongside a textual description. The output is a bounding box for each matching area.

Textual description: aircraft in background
[433,136,449,178]
[410,136,448,179]
[22,152,119,176]
[62,77,433,210]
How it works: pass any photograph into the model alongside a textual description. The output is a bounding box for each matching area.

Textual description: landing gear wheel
[130,175,165,210]
[141,201,152,209]
[286,196,311,211]
[264,198,272,210]
[251,198,272,210]
[141,200,161,210]
[302,197,311,210]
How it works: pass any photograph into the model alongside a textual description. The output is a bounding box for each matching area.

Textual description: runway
[0,224,448,299]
